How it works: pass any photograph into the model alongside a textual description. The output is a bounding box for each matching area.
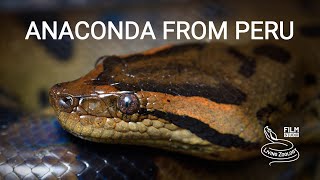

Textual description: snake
[1,0,320,179]
[49,38,320,160]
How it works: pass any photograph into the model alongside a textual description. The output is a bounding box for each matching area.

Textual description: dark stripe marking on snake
[228,47,256,78]
[256,104,278,126]
[91,79,247,105]
[253,44,291,63]
[286,93,299,108]
[96,43,205,81]
[123,61,199,75]
[100,43,205,71]
[94,43,246,105]
[139,109,259,149]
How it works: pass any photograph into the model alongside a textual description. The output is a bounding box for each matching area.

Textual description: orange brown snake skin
[49,40,320,160]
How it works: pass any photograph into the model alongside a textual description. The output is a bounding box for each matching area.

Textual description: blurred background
[0,0,319,179]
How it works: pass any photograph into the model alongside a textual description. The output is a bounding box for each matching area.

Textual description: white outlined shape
[261,126,299,166]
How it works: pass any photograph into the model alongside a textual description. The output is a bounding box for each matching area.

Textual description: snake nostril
[49,84,63,98]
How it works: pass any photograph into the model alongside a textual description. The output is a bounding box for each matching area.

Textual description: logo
[284,127,299,137]
[261,126,300,166]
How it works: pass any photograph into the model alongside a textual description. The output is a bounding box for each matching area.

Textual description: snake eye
[117,94,140,115]
[59,96,74,110]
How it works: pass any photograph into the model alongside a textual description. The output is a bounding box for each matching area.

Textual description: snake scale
[1,0,320,179]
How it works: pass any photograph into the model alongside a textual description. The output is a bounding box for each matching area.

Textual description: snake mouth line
[57,107,260,151]
[56,112,211,146]
[55,111,260,160]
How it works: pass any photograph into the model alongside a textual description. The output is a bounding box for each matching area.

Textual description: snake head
[49,52,263,161]
[263,126,278,142]
[49,63,121,115]
[49,65,155,145]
